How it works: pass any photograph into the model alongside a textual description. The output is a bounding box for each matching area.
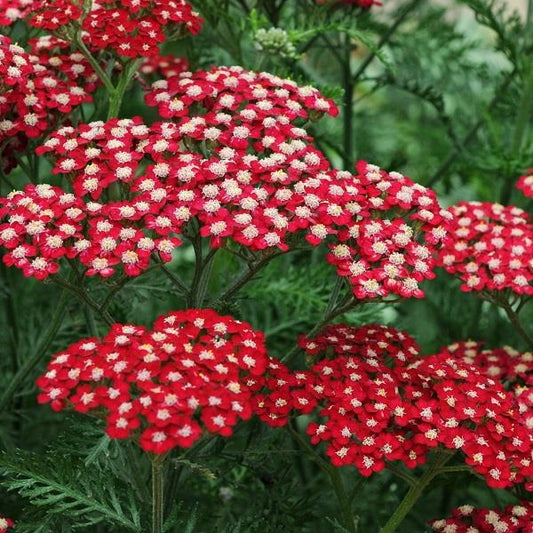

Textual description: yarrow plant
[0,1,532,533]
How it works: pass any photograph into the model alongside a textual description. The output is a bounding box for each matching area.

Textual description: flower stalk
[151,454,167,533]
[380,452,452,533]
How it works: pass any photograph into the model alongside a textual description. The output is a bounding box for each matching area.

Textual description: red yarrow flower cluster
[0,517,14,533]
[442,340,533,430]
[256,325,533,488]
[33,112,340,254]
[31,0,203,57]
[37,309,269,454]
[438,202,532,295]
[326,161,452,300]
[517,169,533,199]
[145,66,338,131]
[139,53,189,81]
[0,35,96,173]
[0,176,181,280]
[429,502,533,533]
[406,352,532,489]
[300,323,420,366]
[442,340,532,385]
[147,70,448,298]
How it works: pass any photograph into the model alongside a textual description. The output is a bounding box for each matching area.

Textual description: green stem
[194,248,217,308]
[52,276,114,326]
[380,452,451,533]
[502,301,533,348]
[342,32,354,170]
[329,467,357,533]
[351,0,423,85]
[500,63,533,204]
[83,306,98,337]
[0,288,69,413]
[107,59,143,119]
[286,425,356,533]
[151,454,166,533]
[211,250,285,308]
[74,35,115,94]
[160,265,190,297]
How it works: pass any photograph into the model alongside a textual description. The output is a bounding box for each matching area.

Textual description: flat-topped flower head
[145,65,338,141]
[0,184,86,279]
[258,325,532,487]
[442,341,532,385]
[0,178,182,280]
[0,35,97,173]
[299,323,420,367]
[430,502,533,532]
[326,161,453,300]
[37,309,269,453]
[406,352,533,489]
[438,201,532,296]
[442,340,533,430]
[35,116,340,254]
[31,0,202,57]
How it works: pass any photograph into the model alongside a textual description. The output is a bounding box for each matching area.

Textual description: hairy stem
[0,288,69,413]
[52,276,114,326]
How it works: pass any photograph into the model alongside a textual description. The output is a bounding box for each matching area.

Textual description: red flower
[517,169,533,199]
[37,309,270,454]
[438,201,532,295]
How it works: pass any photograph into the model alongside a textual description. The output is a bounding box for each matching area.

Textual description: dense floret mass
[37,309,269,453]
[326,161,453,300]
[30,0,203,57]
[256,325,533,488]
[0,35,97,172]
[438,202,533,295]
